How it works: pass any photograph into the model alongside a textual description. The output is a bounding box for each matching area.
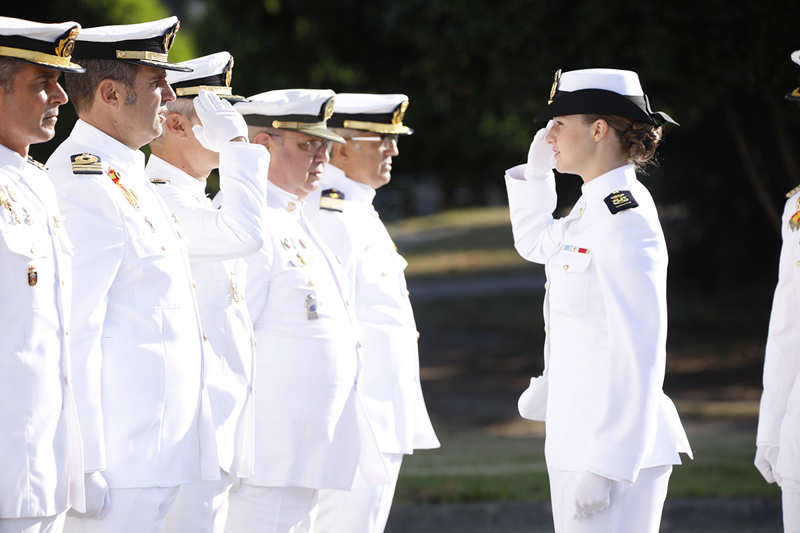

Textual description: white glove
[573,471,613,520]
[523,121,556,181]
[83,471,111,518]
[192,89,248,152]
[755,445,781,484]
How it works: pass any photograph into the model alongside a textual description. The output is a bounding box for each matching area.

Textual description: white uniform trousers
[226,485,318,533]
[548,465,672,533]
[782,479,800,533]
[63,487,179,533]
[312,453,403,533]
[0,513,66,533]
[162,473,235,533]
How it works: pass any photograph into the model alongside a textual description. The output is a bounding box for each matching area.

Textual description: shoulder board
[604,190,639,214]
[71,153,103,175]
[320,188,346,212]
[786,184,800,198]
[26,156,47,171]
[149,178,170,185]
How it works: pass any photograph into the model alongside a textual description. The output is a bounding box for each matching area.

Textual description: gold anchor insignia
[322,97,335,121]
[392,100,409,125]
[163,22,179,52]
[54,26,79,58]
[225,57,234,87]
[548,68,562,104]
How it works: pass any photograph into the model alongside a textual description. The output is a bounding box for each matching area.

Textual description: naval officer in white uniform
[0,17,86,533]
[145,52,270,533]
[46,17,221,533]
[227,89,388,533]
[305,93,439,533]
[755,49,800,533]
[507,69,692,533]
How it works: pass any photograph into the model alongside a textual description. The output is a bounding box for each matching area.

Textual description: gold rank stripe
[320,196,346,212]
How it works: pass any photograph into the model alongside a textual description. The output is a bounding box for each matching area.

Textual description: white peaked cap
[558,69,644,96]
[235,89,345,143]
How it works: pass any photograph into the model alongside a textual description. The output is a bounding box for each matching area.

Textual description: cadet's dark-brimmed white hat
[0,17,84,73]
[786,50,800,102]
[234,89,346,143]
[166,51,244,102]
[536,68,678,126]
[73,16,191,72]
[327,93,413,135]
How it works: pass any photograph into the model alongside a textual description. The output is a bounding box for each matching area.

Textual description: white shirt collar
[267,181,301,211]
[321,164,376,205]
[145,154,207,197]
[70,119,146,172]
[580,163,638,200]
[0,144,27,171]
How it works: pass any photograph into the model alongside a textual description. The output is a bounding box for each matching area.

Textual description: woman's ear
[592,118,610,142]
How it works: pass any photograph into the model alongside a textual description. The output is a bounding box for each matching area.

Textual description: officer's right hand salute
[191,90,249,151]
[524,122,556,181]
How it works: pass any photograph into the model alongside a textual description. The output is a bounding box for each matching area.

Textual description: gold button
[544,281,549,289]
[287,202,296,212]
[202,333,208,341]
[161,245,167,252]
[308,280,315,287]
[562,264,569,270]
[416,331,421,339]
[192,282,197,288]
[797,260,800,267]
[60,280,65,287]
[579,208,584,215]
[64,330,70,336]
[356,341,362,349]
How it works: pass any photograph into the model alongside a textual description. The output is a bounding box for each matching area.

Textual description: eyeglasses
[268,133,331,155]
[349,134,399,146]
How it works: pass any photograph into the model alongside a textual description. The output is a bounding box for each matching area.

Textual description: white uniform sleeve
[244,235,274,326]
[757,197,800,446]
[504,164,564,263]
[56,175,125,473]
[165,142,269,263]
[586,211,668,482]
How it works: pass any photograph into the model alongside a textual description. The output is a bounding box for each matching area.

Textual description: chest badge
[305,293,319,320]
[108,168,140,209]
[790,209,800,231]
[27,265,38,286]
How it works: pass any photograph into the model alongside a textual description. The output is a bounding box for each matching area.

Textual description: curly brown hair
[583,114,663,167]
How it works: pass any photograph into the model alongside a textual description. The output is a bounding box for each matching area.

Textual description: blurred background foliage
[7,0,800,292]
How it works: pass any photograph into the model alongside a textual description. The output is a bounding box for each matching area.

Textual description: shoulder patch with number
[70,153,103,175]
[604,190,638,214]
[320,188,346,212]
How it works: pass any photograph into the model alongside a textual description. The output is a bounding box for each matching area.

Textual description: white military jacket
[505,163,692,483]
[306,165,439,455]
[46,120,219,488]
[146,146,268,478]
[244,181,387,489]
[0,146,84,517]
[757,186,800,481]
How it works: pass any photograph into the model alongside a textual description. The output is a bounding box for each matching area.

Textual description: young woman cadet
[506,68,692,533]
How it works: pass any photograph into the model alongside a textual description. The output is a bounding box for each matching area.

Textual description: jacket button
[161,245,167,252]
[287,202,296,212]
[562,264,569,270]
[202,333,208,341]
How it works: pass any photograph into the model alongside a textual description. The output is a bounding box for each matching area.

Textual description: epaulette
[26,156,47,171]
[320,188,346,212]
[786,184,800,198]
[70,153,103,175]
[604,190,638,214]
[149,178,169,185]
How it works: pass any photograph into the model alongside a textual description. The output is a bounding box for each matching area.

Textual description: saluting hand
[191,89,249,153]
[573,471,613,520]
[83,471,111,518]
[523,121,556,181]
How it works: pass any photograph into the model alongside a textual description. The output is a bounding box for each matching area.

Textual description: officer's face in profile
[264,130,330,199]
[339,134,399,190]
[117,66,176,149]
[0,63,67,155]
[545,114,596,176]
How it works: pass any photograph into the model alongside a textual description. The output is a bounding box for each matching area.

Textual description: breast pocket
[548,249,593,316]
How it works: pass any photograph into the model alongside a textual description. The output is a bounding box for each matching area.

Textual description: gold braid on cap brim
[116,50,169,62]
[272,120,327,129]
[0,45,77,68]
[176,86,235,97]
[341,120,411,134]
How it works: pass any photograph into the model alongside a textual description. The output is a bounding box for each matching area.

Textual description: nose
[49,80,68,106]
[315,145,330,164]
[385,138,399,157]
[544,128,555,145]
[161,80,176,104]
